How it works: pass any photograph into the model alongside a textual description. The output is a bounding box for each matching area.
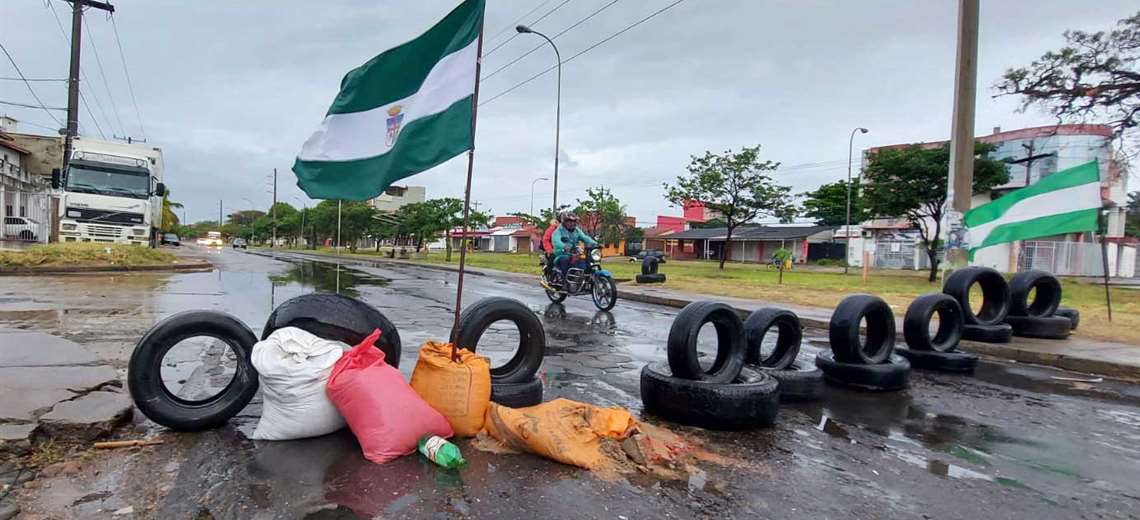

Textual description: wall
[370,185,426,212]
[5,133,62,181]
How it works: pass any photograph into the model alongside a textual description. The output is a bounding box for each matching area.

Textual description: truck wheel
[759,360,823,402]
[666,301,746,383]
[903,293,963,352]
[1008,270,1062,318]
[943,267,1010,326]
[640,363,778,430]
[1005,315,1072,340]
[829,294,895,365]
[961,323,1013,343]
[455,297,546,384]
[1054,307,1080,330]
[815,351,910,391]
[490,377,544,408]
[895,347,978,373]
[262,293,402,367]
[743,307,801,370]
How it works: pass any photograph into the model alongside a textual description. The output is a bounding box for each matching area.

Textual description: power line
[45,0,109,139]
[78,89,106,138]
[485,0,574,57]
[83,15,126,136]
[485,0,556,44]
[0,99,66,110]
[0,76,66,82]
[110,14,145,139]
[481,0,687,106]
[483,0,619,80]
[0,40,64,127]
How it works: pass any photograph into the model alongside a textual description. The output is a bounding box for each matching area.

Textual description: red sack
[326,329,453,464]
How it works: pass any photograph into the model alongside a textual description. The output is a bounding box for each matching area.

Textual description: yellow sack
[409,341,491,437]
[482,398,637,469]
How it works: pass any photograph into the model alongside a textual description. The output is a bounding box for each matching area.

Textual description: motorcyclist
[551,212,598,286]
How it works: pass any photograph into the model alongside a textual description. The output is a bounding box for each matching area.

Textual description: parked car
[629,249,666,263]
[233,238,248,249]
[3,216,39,242]
[161,233,181,246]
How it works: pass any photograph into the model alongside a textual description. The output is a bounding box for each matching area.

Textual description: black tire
[641,256,660,275]
[760,361,823,402]
[666,301,747,383]
[128,311,259,431]
[262,293,401,368]
[903,293,963,353]
[635,273,666,284]
[545,288,567,303]
[455,297,546,384]
[943,266,1010,326]
[1009,270,1062,318]
[490,378,544,408]
[640,363,779,430]
[961,323,1013,343]
[1005,315,1072,340]
[743,308,801,370]
[592,276,617,311]
[1054,307,1080,331]
[815,351,910,391]
[895,347,978,373]
[828,294,895,365]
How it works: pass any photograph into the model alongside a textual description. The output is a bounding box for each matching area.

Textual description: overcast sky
[3,0,1136,225]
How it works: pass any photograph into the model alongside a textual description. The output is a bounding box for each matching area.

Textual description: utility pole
[218,200,222,229]
[62,0,115,168]
[271,168,277,248]
[942,0,980,280]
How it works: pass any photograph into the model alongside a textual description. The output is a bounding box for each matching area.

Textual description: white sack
[251,326,348,440]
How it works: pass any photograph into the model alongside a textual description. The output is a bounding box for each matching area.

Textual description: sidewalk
[259,249,1140,381]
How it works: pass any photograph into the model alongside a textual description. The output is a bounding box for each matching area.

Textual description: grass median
[0,243,176,268]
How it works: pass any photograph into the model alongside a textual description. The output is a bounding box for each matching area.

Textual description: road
[3,246,1140,519]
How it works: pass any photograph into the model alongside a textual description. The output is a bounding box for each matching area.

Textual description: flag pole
[449,17,485,358]
[1098,208,1113,322]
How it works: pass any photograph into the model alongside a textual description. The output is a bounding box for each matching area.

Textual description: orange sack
[482,398,638,469]
[409,341,492,437]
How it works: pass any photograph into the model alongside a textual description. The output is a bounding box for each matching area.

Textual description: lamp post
[516,24,562,214]
[292,196,307,250]
[530,177,549,215]
[845,127,869,275]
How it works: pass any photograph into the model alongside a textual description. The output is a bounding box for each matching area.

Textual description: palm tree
[162,190,183,233]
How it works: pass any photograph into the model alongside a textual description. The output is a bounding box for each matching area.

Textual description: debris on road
[251,327,347,441]
[417,434,466,469]
[92,439,165,450]
[410,341,491,437]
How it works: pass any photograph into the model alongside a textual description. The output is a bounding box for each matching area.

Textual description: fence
[874,239,917,269]
[1017,240,1138,277]
[1,190,52,244]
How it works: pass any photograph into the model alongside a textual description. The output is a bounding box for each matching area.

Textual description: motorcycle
[540,246,618,311]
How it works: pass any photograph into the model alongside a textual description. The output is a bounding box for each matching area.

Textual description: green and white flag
[293,0,484,200]
[965,160,1102,258]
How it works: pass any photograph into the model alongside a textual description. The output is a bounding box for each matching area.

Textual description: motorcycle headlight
[590,249,602,262]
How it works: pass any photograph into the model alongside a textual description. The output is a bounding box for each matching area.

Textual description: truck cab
[54,138,165,247]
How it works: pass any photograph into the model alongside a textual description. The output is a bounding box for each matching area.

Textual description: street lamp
[530,177,549,215]
[845,127,869,275]
[517,24,562,214]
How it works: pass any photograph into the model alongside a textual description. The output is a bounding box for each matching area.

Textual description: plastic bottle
[418,435,466,469]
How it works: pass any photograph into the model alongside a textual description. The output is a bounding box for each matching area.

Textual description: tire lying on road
[903,293,963,353]
[1054,306,1080,331]
[640,363,778,430]
[129,311,259,431]
[895,347,978,373]
[743,308,801,370]
[1009,270,1062,318]
[961,323,1013,343]
[262,293,402,367]
[943,266,1011,326]
[1005,315,1072,340]
[490,377,544,408]
[635,273,666,284]
[829,294,895,365]
[641,256,660,275]
[815,351,910,391]
[455,297,546,384]
[760,360,824,402]
[666,301,747,383]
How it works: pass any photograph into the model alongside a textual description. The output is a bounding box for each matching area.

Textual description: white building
[368,185,425,213]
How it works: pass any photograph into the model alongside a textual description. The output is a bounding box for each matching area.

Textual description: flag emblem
[386,105,405,146]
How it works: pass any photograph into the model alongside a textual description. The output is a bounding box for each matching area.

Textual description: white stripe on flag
[298,38,479,162]
[968,181,1100,245]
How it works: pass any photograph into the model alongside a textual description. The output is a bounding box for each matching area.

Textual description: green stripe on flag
[293,97,473,200]
[327,0,483,115]
[965,160,1100,228]
[968,208,1099,260]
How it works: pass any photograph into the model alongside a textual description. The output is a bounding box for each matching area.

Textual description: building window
[683,241,694,254]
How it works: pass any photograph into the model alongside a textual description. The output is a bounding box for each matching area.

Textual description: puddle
[269,260,390,298]
[892,449,993,481]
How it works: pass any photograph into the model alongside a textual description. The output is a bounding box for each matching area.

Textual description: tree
[800,180,868,226]
[267,202,299,244]
[160,190,183,233]
[664,145,796,270]
[995,12,1140,140]
[574,186,630,247]
[862,142,1010,282]
[1127,191,1140,236]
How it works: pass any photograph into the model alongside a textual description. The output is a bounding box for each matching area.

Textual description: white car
[4,216,39,241]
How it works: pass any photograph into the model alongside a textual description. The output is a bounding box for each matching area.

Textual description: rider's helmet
[560,211,579,223]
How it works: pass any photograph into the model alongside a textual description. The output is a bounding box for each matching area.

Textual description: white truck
[51,137,166,247]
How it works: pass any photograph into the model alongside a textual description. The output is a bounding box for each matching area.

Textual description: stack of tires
[744,308,824,402]
[943,267,1014,343]
[815,294,911,391]
[636,256,665,284]
[1004,270,1075,340]
[895,293,979,373]
[453,297,547,408]
[640,301,779,429]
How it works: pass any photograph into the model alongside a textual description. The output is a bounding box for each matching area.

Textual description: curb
[0,262,213,276]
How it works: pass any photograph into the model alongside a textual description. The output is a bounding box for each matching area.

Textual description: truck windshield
[66,163,150,199]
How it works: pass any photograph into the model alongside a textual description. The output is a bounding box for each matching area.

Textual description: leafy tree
[266,202,299,244]
[995,12,1140,139]
[772,247,793,284]
[307,200,373,249]
[800,179,868,226]
[1127,191,1140,237]
[574,187,630,247]
[509,212,547,229]
[227,210,264,227]
[862,142,1010,282]
[161,190,183,233]
[664,145,796,270]
[692,217,727,229]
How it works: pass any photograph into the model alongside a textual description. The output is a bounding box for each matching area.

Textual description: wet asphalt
[2,247,1140,519]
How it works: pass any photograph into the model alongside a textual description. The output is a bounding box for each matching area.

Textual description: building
[368,185,425,212]
[856,124,1134,276]
[662,224,835,263]
[1,120,52,242]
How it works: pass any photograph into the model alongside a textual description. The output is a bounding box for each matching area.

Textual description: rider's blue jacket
[552,225,598,254]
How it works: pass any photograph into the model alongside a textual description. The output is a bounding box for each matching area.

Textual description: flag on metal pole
[292,0,485,200]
